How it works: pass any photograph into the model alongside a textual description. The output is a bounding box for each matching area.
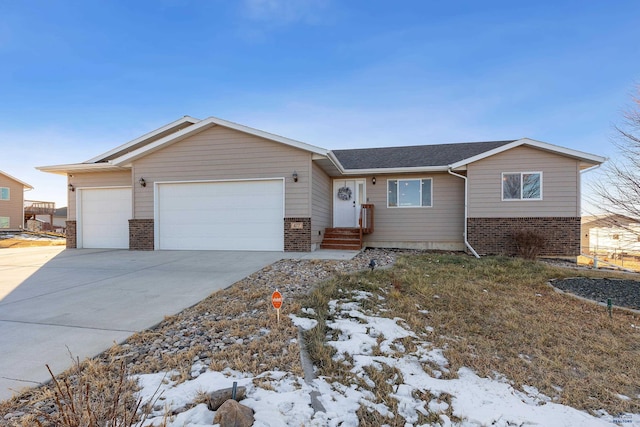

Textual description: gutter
[447,167,480,258]
[579,163,602,175]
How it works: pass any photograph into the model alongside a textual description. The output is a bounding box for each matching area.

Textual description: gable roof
[87,116,201,163]
[38,116,329,175]
[109,116,328,166]
[329,138,606,174]
[37,116,607,176]
[0,170,33,189]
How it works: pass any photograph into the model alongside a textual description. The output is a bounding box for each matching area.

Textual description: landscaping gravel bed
[551,277,640,311]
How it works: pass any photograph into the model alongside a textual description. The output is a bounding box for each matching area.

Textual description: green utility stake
[607,298,612,318]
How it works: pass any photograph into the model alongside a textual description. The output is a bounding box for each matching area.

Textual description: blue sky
[1,0,639,207]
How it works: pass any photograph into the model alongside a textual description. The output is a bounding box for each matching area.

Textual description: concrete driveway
[0,247,291,401]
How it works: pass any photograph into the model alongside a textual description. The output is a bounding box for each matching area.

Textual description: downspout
[579,163,602,216]
[579,163,603,258]
[447,167,480,258]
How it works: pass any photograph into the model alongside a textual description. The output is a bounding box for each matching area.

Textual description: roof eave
[36,163,131,176]
[340,166,449,175]
[0,170,33,189]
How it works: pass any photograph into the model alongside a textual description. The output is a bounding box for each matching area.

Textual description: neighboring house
[37,116,605,256]
[0,170,33,231]
[581,214,640,257]
[25,200,56,231]
[53,207,68,233]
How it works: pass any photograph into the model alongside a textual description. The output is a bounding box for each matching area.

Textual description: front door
[333,179,365,227]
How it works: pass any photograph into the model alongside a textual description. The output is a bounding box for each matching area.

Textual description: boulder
[206,386,247,411]
[213,399,254,427]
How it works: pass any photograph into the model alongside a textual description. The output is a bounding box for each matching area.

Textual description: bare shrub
[513,229,546,259]
[33,357,164,427]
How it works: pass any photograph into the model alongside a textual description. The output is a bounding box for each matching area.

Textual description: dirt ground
[0,237,66,249]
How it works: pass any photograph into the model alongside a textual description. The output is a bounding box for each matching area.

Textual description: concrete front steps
[320,228,362,250]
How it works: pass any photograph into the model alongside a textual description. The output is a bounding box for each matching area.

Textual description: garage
[78,187,132,249]
[156,179,284,251]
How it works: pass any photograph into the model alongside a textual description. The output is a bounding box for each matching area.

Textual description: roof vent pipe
[447,167,480,259]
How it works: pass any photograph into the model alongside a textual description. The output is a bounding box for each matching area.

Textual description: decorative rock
[0,248,403,425]
[213,399,254,427]
[206,386,247,411]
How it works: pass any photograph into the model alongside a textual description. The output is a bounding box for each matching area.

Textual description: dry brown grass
[304,253,640,419]
[0,357,162,427]
[578,254,640,272]
[0,237,66,249]
[0,260,305,425]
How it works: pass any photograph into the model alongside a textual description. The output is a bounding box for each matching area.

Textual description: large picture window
[388,178,432,207]
[0,187,9,200]
[502,172,542,200]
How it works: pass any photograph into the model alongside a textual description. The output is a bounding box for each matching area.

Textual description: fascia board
[207,116,329,156]
[0,170,33,189]
[85,116,201,163]
[517,138,607,163]
[448,140,523,169]
[36,163,130,176]
[111,119,219,165]
[340,166,449,175]
[112,116,329,166]
[326,151,346,173]
[449,138,606,169]
[326,150,449,175]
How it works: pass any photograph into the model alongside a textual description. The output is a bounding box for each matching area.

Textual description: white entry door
[333,180,365,227]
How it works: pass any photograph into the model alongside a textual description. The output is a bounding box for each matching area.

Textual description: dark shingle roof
[332,140,516,170]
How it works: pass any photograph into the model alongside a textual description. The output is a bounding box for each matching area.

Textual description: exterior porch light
[139,177,147,187]
[372,176,376,185]
[292,171,298,182]
[68,183,75,192]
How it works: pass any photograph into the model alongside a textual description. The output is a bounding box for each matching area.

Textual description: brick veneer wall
[129,219,154,250]
[284,218,311,252]
[66,220,76,249]
[467,217,581,256]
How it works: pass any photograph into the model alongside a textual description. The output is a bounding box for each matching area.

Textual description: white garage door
[157,180,284,251]
[79,188,131,249]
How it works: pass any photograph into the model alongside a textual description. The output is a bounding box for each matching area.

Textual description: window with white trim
[502,172,542,200]
[0,217,9,228]
[388,178,432,207]
[0,187,9,200]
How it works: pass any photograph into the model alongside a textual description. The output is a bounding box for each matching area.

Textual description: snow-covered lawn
[134,288,638,426]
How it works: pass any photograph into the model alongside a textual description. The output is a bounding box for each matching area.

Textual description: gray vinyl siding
[67,171,132,220]
[467,146,580,218]
[133,126,312,219]
[362,173,464,246]
[311,162,332,245]
[0,176,25,229]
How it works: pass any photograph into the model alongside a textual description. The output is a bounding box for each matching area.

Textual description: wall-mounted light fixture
[139,177,147,187]
[372,176,376,185]
[292,171,298,183]
[68,183,75,192]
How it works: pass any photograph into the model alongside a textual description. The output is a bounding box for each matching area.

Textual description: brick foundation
[284,218,311,252]
[129,219,154,250]
[66,220,76,249]
[468,217,581,256]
